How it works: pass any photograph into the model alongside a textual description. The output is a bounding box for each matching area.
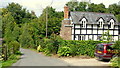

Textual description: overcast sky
[0,0,120,16]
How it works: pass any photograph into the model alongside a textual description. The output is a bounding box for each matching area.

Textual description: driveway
[60,57,111,66]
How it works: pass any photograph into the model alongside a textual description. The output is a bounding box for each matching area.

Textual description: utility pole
[45,0,53,37]
[46,7,48,37]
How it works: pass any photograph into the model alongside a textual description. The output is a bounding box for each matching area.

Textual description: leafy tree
[6,2,36,24]
[3,12,15,44]
[77,2,88,11]
[12,24,20,41]
[108,4,120,15]
[38,6,63,37]
[115,14,120,22]
[66,1,79,11]
[19,24,34,48]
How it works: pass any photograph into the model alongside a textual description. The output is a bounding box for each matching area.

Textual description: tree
[77,2,88,11]
[19,24,34,48]
[87,3,106,13]
[6,2,36,24]
[115,14,120,22]
[66,1,79,11]
[108,4,120,15]
[3,12,15,44]
[38,6,63,37]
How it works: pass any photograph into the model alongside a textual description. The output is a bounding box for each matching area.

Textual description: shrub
[8,41,20,54]
[110,40,120,68]
[110,57,119,68]
[39,34,64,55]
[58,46,71,56]
[57,40,106,57]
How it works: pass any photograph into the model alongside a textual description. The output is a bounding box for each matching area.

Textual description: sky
[0,0,120,17]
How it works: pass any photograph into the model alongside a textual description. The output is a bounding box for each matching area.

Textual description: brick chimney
[64,5,69,19]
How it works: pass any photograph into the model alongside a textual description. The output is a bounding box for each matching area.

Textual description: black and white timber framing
[68,12,120,41]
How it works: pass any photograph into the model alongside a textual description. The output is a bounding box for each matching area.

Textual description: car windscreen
[96,44,104,51]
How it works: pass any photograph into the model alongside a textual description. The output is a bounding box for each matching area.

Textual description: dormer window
[99,21,103,28]
[82,21,86,28]
[109,19,115,29]
[97,18,104,28]
[80,17,87,28]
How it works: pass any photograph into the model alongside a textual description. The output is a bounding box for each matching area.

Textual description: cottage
[60,5,120,41]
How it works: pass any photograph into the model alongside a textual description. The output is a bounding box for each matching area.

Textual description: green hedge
[57,40,107,57]
[38,34,107,57]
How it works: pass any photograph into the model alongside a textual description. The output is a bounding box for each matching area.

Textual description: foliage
[110,57,120,68]
[116,14,120,22]
[2,54,21,68]
[57,40,106,57]
[66,1,79,11]
[112,40,120,51]
[6,2,36,24]
[39,6,63,36]
[36,34,63,55]
[8,41,20,54]
[110,40,120,68]
[66,1,120,22]
[101,30,113,42]
[38,36,106,57]
[58,46,71,56]
[19,24,34,48]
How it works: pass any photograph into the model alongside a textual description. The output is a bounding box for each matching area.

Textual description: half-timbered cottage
[60,5,120,41]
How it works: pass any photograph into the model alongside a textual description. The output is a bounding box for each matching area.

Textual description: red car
[94,43,117,60]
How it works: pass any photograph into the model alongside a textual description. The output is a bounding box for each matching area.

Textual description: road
[12,48,111,68]
[12,48,70,66]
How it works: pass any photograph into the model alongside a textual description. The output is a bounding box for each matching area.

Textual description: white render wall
[72,24,119,41]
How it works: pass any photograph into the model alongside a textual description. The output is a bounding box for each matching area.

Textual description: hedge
[38,35,107,57]
[57,40,107,57]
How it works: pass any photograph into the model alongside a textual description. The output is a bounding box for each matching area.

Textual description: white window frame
[109,19,114,29]
[98,18,104,28]
[80,18,87,28]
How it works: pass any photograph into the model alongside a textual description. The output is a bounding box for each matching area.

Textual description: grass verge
[2,54,21,68]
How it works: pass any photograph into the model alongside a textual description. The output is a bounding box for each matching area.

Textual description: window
[99,21,103,28]
[110,22,114,29]
[109,19,114,29]
[82,21,86,28]
[96,44,104,51]
[98,18,104,28]
[80,18,87,28]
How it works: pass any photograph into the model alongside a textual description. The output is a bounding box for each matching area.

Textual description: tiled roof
[70,11,119,25]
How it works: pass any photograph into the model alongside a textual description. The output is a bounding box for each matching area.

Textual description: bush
[39,34,64,56]
[57,40,106,57]
[58,46,71,56]
[110,40,120,68]
[110,57,120,68]
[38,34,107,57]
[9,41,20,54]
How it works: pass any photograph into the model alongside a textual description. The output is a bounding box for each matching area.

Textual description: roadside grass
[2,54,21,68]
